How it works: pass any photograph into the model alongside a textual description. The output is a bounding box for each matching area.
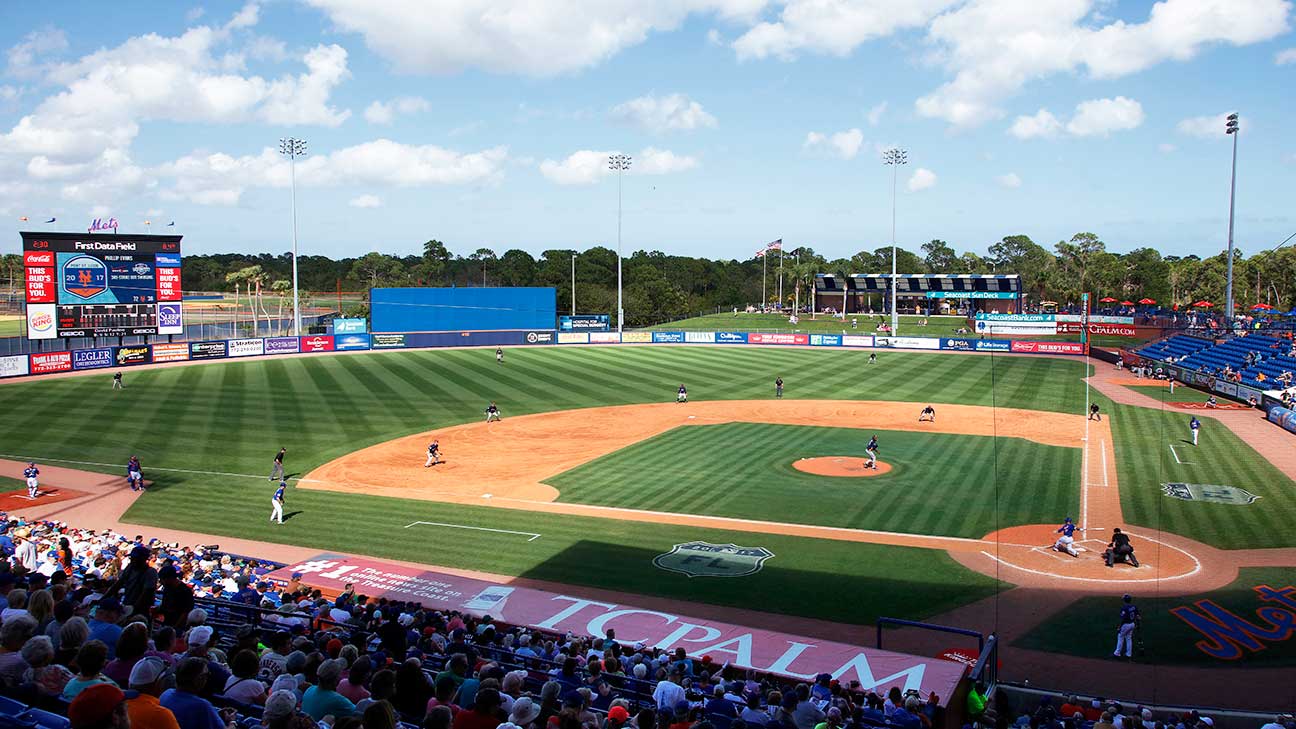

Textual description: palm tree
[271,280,292,335]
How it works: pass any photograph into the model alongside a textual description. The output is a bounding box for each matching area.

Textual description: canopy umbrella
[1192,300,1214,308]
[1099,296,1118,303]
[1251,303,1275,310]
[1119,300,1135,306]
[1138,297,1156,305]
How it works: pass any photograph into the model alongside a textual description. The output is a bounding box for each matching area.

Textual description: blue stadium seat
[20,709,70,729]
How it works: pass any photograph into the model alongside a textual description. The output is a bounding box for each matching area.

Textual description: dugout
[813,274,1022,316]
[371,287,556,332]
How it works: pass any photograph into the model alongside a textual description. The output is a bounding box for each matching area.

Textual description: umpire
[1104,528,1140,568]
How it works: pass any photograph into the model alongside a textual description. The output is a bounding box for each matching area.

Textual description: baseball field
[1,344,1294,701]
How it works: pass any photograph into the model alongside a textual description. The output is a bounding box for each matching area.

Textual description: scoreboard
[21,232,183,339]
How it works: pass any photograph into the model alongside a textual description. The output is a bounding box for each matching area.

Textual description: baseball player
[112,371,123,390]
[126,456,143,492]
[868,353,877,364]
[1114,594,1141,659]
[271,479,286,524]
[23,462,39,499]
[775,377,784,399]
[496,347,504,365]
[269,447,286,481]
[1054,517,1080,557]
[425,440,442,467]
[1089,403,1101,421]
[864,435,879,470]
[485,402,502,422]
[676,384,688,403]
[918,405,935,422]
[1205,395,1218,409]
[1190,416,1201,446]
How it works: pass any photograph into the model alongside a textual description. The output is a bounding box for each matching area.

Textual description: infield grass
[548,423,1079,537]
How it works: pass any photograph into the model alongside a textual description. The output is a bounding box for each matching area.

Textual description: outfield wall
[0,331,1084,380]
[371,287,556,333]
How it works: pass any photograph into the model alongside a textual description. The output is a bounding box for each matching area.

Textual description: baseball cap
[159,564,178,580]
[129,657,169,687]
[271,675,298,694]
[264,691,299,721]
[68,684,126,729]
[97,598,123,613]
[608,706,630,722]
[187,625,214,646]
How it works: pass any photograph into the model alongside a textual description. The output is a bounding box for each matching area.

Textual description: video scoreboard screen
[21,231,183,339]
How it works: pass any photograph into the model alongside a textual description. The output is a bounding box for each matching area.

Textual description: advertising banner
[264,337,301,354]
[875,337,941,350]
[150,343,190,363]
[29,351,72,374]
[370,334,407,349]
[974,320,1057,335]
[25,262,56,304]
[189,341,229,360]
[26,304,57,340]
[684,331,716,344]
[975,313,1055,322]
[156,303,183,334]
[300,335,336,353]
[747,333,809,345]
[155,264,182,301]
[72,348,115,371]
[335,333,371,351]
[1057,314,1134,325]
[1212,380,1239,398]
[333,318,367,334]
[925,291,1017,299]
[809,334,841,346]
[1267,407,1296,435]
[523,332,554,345]
[1010,341,1085,355]
[228,338,266,357]
[941,338,975,351]
[715,332,748,344]
[1056,322,1137,336]
[559,315,610,331]
[1236,384,1263,403]
[556,332,589,344]
[841,335,874,348]
[115,345,152,366]
[589,332,621,344]
[621,331,652,343]
[0,355,30,378]
[652,331,685,343]
[974,340,1012,351]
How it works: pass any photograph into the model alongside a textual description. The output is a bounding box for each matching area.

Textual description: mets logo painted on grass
[1162,482,1260,505]
[653,542,774,578]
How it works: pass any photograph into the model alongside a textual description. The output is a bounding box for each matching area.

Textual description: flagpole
[762,252,767,310]
[778,248,783,309]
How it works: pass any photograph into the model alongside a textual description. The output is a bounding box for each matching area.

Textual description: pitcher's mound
[793,457,892,477]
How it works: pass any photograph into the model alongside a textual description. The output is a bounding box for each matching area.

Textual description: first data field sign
[653,541,774,578]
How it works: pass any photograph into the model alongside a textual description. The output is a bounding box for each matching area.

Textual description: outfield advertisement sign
[335,334,372,351]
[264,337,302,354]
[333,318,367,334]
[652,332,685,343]
[523,332,555,345]
[72,348,115,370]
[1212,380,1239,398]
[1057,314,1134,325]
[268,553,969,700]
[115,345,151,366]
[30,352,72,374]
[559,315,610,331]
[684,331,716,344]
[150,343,190,362]
[228,338,265,358]
[1056,322,1137,336]
[875,337,940,350]
[974,340,1012,351]
[747,333,809,345]
[189,341,228,360]
[0,355,30,378]
[841,335,873,347]
[621,331,652,343]
[370,334,407,349]
[589,332,621,344]
[1010,341,1084,355]
[557,332,589,344]
[941,338,975,351]
[715,332,748,344]
[809,334,841,346]
[974,312,1057,336]
[300,335,335,353]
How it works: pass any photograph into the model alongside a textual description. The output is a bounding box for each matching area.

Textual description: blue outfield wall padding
[371,287,557,333]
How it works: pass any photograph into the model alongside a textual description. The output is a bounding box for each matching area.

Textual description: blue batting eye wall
[370,287,557,333]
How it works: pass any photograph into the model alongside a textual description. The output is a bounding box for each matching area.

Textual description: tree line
[4,233,1292,327]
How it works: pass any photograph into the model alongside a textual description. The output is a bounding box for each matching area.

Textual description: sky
[1,0,1294,263]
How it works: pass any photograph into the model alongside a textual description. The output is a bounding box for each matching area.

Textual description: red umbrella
[1251,303,1275,310]
[1192,300,1214,307]
[1099,297,1118,303]
[1138,297,1156,305]
[1119,300,1135,306]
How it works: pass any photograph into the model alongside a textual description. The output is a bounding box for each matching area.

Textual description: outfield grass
[1014,567,1296,666]
[548,423,1079,537]
[1119,384,1217,404]
[0,318,22,338]
[0,476,25,493]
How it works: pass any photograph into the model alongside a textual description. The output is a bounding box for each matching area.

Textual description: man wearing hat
[157,563,195,628]
[263,690,300,729]
[183,626,231,696]
[70,683,131,729]
[106,545,159,617]
[88,599,124,657]
[161,656,235,729]
[127,657,180,729]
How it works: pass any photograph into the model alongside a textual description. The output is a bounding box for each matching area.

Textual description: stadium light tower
[608,154,632,334]
[882,148,908,335]
[1224,113,1240,323]
[279,137,307,336]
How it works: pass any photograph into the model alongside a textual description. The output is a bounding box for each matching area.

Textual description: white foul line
[404,520,541,542]
[1168,444,1193,466]
[1101,439,1109,488]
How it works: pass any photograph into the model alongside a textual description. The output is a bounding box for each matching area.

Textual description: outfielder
[496,347,504,365]
[485,402,502,422]
[1189,416,1201,446]
[271,479,286,524]
[127,456,143,492]
[23,463,39,499]
[864,435,879,470]
[425,440,442,467]
[269,447,286,481]
[1054,517,1079,557]
[677,384,688,403]
[918,405,935,422]
[868,353,877,364]
[112,371,123,390]
[775,377,784,399]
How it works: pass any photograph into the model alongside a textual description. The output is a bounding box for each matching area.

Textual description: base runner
[271,479,286,524]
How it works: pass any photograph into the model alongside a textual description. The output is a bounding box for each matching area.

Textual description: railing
[875,616,984,652]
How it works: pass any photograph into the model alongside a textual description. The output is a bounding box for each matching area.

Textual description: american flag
[756,238,782,257]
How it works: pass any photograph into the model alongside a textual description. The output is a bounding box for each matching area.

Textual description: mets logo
[1162,482,1260,505]
[652,541,774,578]
[62,256,108,299]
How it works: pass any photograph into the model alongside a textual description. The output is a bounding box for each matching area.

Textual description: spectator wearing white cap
[127,656,180,729]
[263,690,300,729]
[182,626,230,698]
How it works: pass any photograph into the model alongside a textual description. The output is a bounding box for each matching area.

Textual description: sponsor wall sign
[1056,322,1137,337]
[157,303,183,334]
[335,333,371,351]
[925,291,1017,299]
[26,303,57,340]
[1057,314,1134,325]
[975,313,1054,322]
[683,331,715,343]
[559,315,610,331]
[974,340,1012,352]
[150,343,190,362]
[875,337,941,350]
[189,341,229,360]
[370,334,407,349]
[228,338,266,357]
[621,331,653,343]
[29,351,72,374]
[300,335,335,353]
[589,332,621,344]
[264,337,301,354]
[652,331,685,343]
[841,335,874,348]
[115,345,151,366]
[1010,341,1084,355]
[557,332,589,344]
[0,355,29,378]
[72,348,115,370]
[333,318,367,334]
[523,331,554,344]
[715,332,748,344]
[941,338,974,351]
[809,334,841,346]
[747,333,809,345]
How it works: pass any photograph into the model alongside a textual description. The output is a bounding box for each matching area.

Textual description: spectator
[966,682,990,725]
[57,616,90,666]
[69,683,130,729]
[22,634,74,696]
[0,613,36,684]
[127,657,181,729]
[791,685,824,729]
[183,626,231,696]
[45,599,74,648]
[363,700,400,729]
[161,656,234,729]
[88,599,125,657]
[302,658,356,721]
[28,589,54,630]
[224,649,269,705]
[812,707,844,729]
[258,632,291,679]
[105,546,158,617]
[453,687,504,729]
[653,669,686,712]
[2,588,30,622]
[509,697,542,729]
[357,668,396,713]
[425,706,454,729]
[741,695,769,727]
[707,685,740,721]
[393,658,433,717]
[63,640,116,699]
[156,564,195,628]
[338,654,372,703]
[104,621,150,686]
[262,691,300,729]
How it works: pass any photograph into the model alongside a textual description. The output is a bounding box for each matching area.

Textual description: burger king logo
[29,312,53,332]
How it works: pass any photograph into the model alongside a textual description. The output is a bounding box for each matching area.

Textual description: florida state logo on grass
[653,541,774,578]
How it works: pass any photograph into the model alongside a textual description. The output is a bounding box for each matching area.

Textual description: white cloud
[225,3,260,30]
[907,167,937,192]
[303,0,767,76]
[707,29,724,45]
[6,28,69,78]
[185,7,206,23]
[1158,142,1177,153]
[803,128,864,159]
[1176,111,1239,138]
[349,194,383,208]
[866,101,887,126]
[1064,96,1144,137]
[610,93,717,133]
[364,96,431,125]
[90,205,112,218]
[1009,109,1062,139]
[1009,97,1143,139]
[154,140,508,205]
[996,172,1021,188]
[538,147,699,185]
[1278,47,1296,64]
[733,0,957,60]
[915,0,1290,127]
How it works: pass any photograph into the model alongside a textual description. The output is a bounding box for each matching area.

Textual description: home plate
[688,415,696,419]
[482,493,492,499]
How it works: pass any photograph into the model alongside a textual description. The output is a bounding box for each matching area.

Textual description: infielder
[496,347,504,365]
[23,462,39,499]
[425,440,442,467]
[485,402,502,422]
[918,405,935,422]
[865,435,879,470]
[1054,517,1080,557]
[127,456,143,492]
[271,479,286,524]
[269,447,286,481]
[1189,416,1201,446]
[775,377,784,399]
[677,384,688,403]
[1114,594,1141,659]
